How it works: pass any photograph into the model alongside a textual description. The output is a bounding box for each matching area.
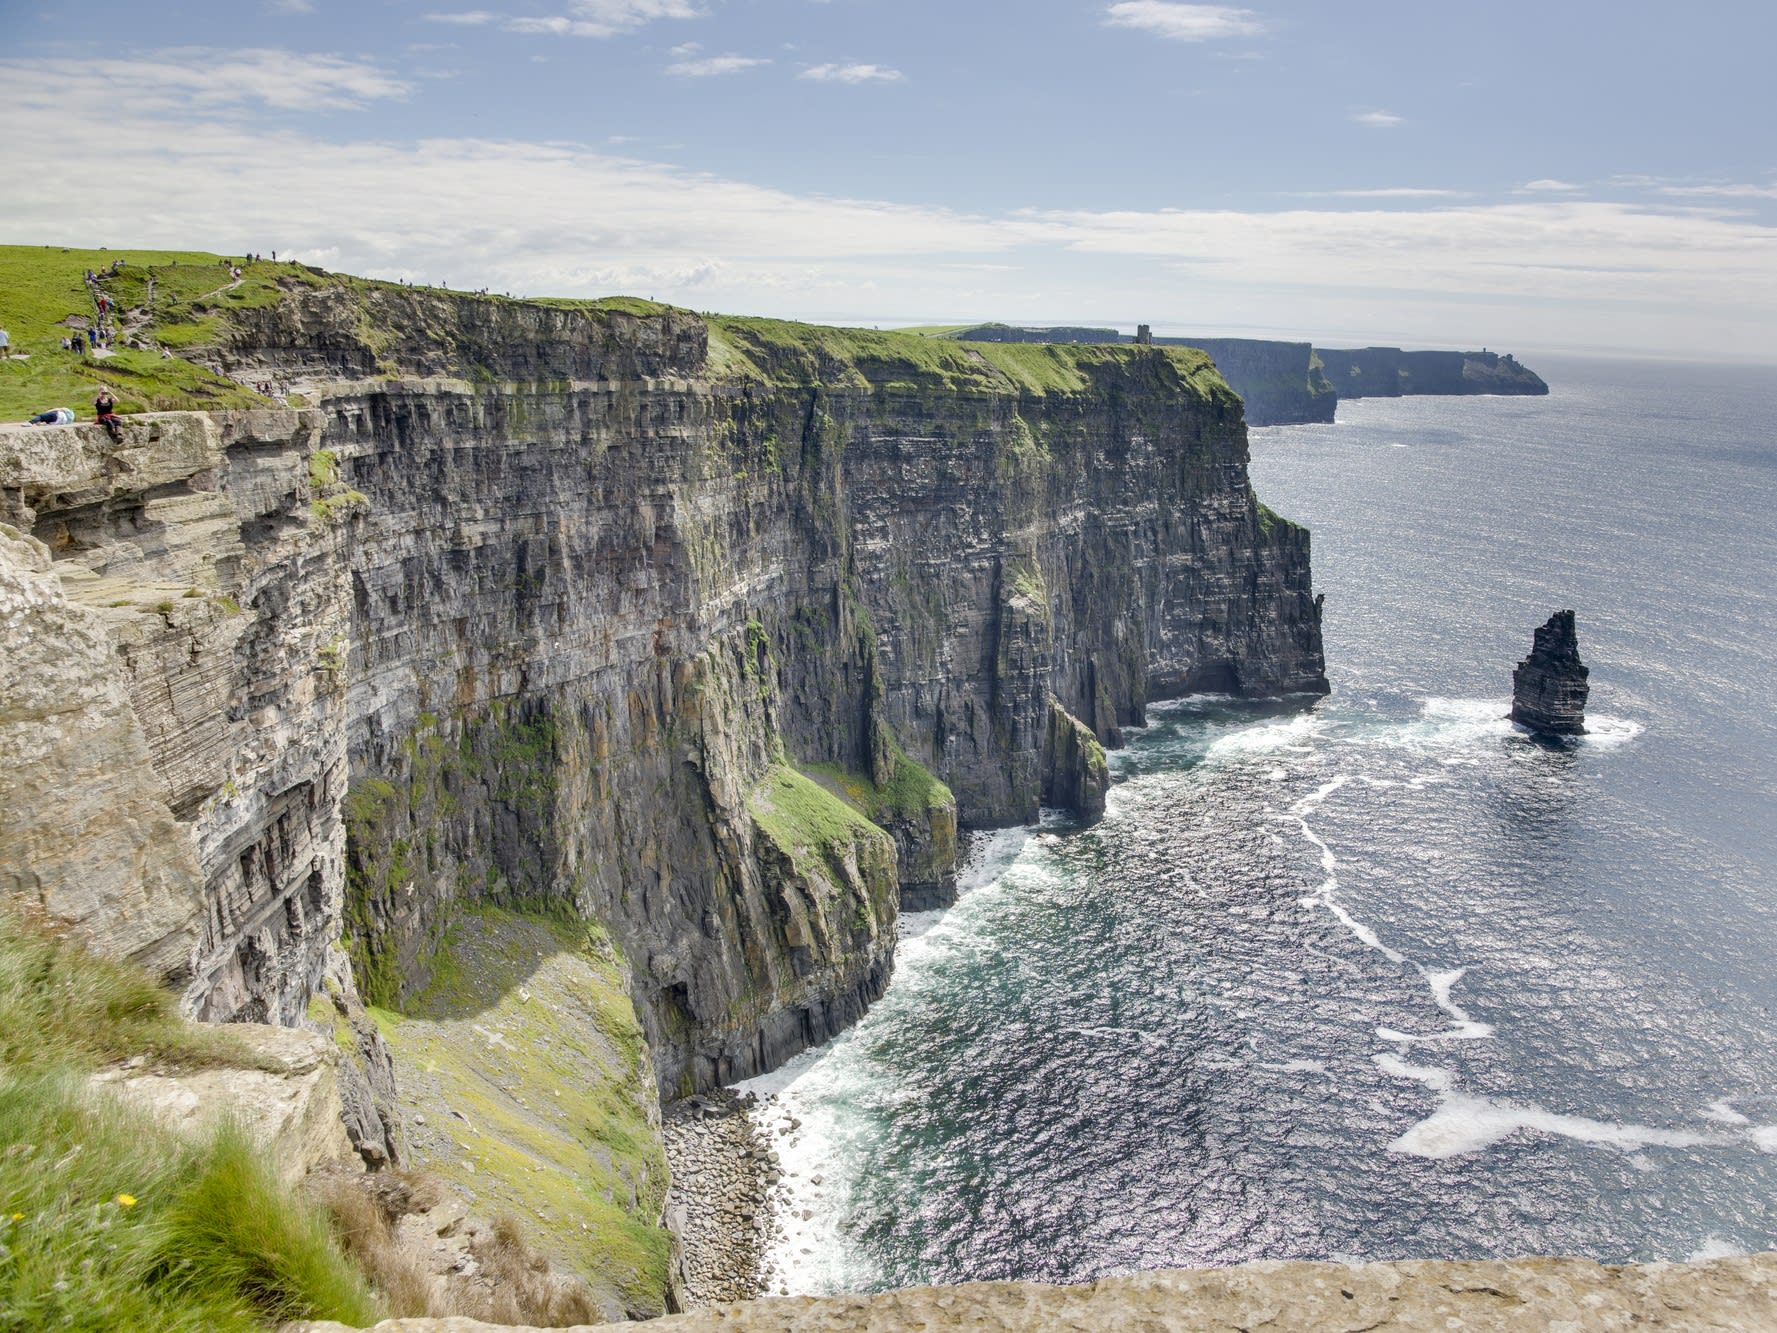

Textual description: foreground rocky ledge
[293,1251,1777,1332]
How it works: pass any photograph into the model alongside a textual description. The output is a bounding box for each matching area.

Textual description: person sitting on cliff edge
[92,389,123,443]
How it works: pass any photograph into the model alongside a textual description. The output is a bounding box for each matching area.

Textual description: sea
[739,355,1777,1293]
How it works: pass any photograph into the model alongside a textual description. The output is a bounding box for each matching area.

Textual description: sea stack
[1511,610,1589,735]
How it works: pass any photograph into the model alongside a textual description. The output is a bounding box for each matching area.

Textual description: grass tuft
[0,910,247,1074]
[0,1072,379,1333]
[0,911,384,1330]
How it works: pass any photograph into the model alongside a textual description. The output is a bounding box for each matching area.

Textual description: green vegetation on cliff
[0,913,379,1332]
[708,314,1231,400]
[0,245,304,419]
[809,741,953,829]
[367,908,673,1316]
[748,763,895,885]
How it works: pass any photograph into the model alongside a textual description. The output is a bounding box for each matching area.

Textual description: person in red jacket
[93,389,123,443]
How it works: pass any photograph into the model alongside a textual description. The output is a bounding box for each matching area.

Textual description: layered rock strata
[0,282,1327,1123]
[0,411,399,1166]
[1511,610,1589,735]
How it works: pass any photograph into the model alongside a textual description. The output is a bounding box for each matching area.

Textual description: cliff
[1314,346,1549,399]
[928,325,1543,424]
[0,249,1326,1297]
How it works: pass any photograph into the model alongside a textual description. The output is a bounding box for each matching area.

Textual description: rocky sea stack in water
[1511,610,1589,735]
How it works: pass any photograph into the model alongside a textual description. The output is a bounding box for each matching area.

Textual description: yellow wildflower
[114,1194,137,1208]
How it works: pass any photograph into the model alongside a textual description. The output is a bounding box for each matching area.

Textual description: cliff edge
[293,1251,1777,1332]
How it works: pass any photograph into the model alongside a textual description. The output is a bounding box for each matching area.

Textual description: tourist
[0,327,10,358]
[93,389,123,442]
[24,407,75,425]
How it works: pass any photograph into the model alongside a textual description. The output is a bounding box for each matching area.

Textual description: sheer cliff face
[0,285,1325,1102]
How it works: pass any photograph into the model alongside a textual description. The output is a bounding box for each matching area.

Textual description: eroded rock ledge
[293,1251,1777,1332]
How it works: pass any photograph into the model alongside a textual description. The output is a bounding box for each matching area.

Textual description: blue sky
[4,1,1774,358]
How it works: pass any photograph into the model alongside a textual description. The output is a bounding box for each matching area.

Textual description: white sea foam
[955,825,1034,897]
[1371,697,1515,753]
[1374,1055,1776,1161]
[742,1056,881,1296]
[1291,776,1409,967]
[1702,1100,1751,1126]
[1690,1236,1750,1261]
[1579,714,1644,748]
[1206,712,1324,760]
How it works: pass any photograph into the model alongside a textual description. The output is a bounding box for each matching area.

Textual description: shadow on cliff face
[364,907,675,1318]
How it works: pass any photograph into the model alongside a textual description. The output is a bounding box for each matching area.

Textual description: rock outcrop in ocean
[1511,610,1589,735]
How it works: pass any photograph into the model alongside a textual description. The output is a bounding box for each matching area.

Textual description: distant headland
[912,323,1549,426]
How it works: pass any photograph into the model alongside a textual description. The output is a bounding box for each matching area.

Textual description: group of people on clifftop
[24,390,122,440]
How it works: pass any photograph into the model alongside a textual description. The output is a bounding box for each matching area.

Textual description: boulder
[90,1023,357,1185]
[1511,610,1589,735]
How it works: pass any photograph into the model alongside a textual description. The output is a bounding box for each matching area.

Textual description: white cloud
[1656,181,1777,200]
[1520,178,1582,192]
[430,0,700,38]
[18,49,411,112]
[1104,3,1266,42]
[800,62,903,83]
[1299,188,1469,199]
[667,53,769,76]
[1,51,1772,359]
[1351,110,1402,128]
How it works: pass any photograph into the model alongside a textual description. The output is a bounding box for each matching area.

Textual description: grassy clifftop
[0,244,1240,420]
[0,911,379,1331]
[364,908,675,1318]
[0,245,297,419]
[709,313,1235,401]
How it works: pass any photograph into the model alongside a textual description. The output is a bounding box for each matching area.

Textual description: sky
[3,0,1774,360]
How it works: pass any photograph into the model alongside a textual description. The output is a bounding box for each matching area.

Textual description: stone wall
[292,1251,1777,1332]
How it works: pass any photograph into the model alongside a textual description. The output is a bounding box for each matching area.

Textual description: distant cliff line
[926,324,1549,426]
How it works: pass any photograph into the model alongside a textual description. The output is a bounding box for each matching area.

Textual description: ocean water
[741,356,1777,1293]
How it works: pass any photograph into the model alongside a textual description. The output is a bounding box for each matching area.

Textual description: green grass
[0,1074,378,1333]
[0,910,251,1075]
[0,245,315,420]
[890,323,977,337]
[373,908,673,1312]
[2,243,1233,418]
[808,742,952,828]
[708,313,1226,399]
[0,912,383,1331]
[748,763,894,883]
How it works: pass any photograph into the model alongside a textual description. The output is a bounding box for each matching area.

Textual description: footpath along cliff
[0,252,1327,1271]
